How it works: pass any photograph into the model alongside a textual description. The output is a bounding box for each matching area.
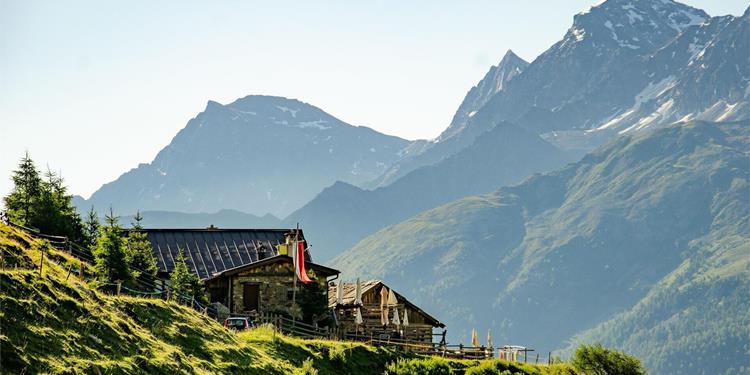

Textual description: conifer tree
[84,206,100,249]
[34,168,86,243]
[170,249,206,304]
[297,280,329,325]
[131,210,144,229]
[4,152,42,225]
[93,208,131,285]
[126,210,157,290]
[3,153,85,243]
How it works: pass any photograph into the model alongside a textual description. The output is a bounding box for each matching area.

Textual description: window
[287,289,294,301]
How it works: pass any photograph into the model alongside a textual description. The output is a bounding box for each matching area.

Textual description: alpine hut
[141,227,339,318]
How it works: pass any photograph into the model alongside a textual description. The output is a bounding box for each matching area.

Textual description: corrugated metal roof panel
[140,228,307,279]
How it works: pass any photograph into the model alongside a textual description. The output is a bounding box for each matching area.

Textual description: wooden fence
[243,311,495,360]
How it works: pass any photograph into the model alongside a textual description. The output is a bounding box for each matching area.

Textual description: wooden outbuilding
[329,280,445,345]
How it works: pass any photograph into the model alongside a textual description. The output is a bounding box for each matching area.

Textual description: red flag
[295,241,313,284]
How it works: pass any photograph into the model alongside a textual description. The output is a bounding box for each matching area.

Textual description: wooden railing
[238,312,332,339]
[238,311,496,360]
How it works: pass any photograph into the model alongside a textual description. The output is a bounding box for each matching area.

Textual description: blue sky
[1,0,746,200]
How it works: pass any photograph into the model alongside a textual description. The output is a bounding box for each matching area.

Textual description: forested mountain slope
[331,120,749,375]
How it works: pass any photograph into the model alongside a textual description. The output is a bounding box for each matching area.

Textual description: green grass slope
[0,224,579,374]
[331,120,749,374]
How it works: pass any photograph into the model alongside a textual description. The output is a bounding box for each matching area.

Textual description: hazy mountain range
[284,121,571,261]
[79,96,412,218]
[73,1,748,373]
[288,0,748,262]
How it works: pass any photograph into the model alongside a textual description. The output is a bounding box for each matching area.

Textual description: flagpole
[292,223,299,308]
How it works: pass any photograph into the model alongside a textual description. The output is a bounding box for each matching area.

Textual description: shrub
[571,343,646,375]
[385,357,454,375]
[297,357,318,375]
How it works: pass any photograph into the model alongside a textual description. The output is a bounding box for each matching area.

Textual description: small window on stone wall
[287,289,294,301]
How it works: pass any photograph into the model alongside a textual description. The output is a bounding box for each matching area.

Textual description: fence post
[116,281,122,296]
[38,247,45,277]
[79,262,84,279]
[65,264,72,282]
[535,353,539,364]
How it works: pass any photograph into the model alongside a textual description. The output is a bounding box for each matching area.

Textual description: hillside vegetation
[0,223,582,374]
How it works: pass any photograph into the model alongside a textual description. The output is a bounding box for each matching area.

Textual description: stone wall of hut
[206,261,328,319]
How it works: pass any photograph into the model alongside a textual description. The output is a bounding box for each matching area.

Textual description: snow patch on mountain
[604,20,640,48]
[571,26,587,42]
[297,120,331,130]
[621,98,675,133]
[275,105,298,117]
[596,76,677,131]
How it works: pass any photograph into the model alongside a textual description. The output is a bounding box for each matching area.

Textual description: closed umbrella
[354,278,362,305]
[392,307,400,326]
[471,328,480,347]
[402,309,409,327]
[336,280,344,305]
[387,288,398,306]
[379,286,389,325]
[354,307,363,325]
[354,307,363,340]
[487,329,493,348]
[381,305,389,325]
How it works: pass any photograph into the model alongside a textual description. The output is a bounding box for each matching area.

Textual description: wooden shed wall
[335,286,436,344]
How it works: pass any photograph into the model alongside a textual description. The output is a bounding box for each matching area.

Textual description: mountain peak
[498,49,528,70]
[501,49,522,62]
[569,0,708,50]
[205,100,223,110]
[436,51,529,142]
[227,94,302,109]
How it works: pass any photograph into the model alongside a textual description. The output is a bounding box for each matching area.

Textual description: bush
[297,357,318,375]
[571,343,646,375]
[464,361,515,375]
[385,357,454,375]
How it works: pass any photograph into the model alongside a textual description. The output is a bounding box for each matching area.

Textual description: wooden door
[243,284,259,313]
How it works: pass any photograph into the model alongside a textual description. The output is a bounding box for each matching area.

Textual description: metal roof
[205,254,339,281]
[139,228,309,280]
